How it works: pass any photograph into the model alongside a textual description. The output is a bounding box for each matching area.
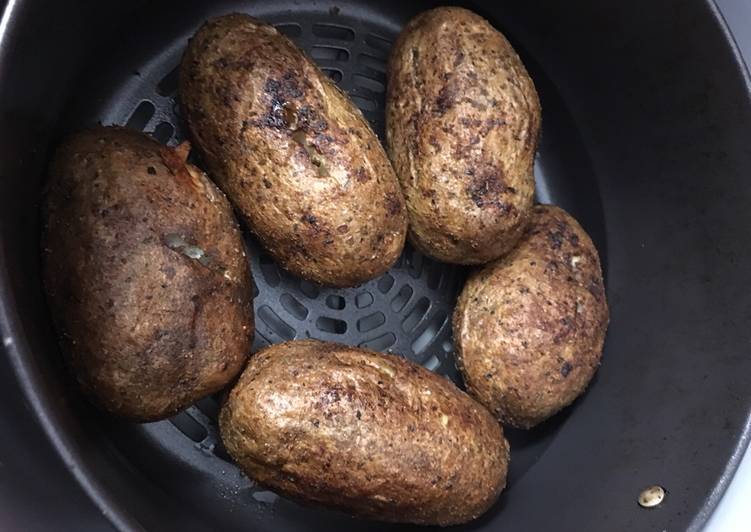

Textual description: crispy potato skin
[220,339,509,526]
[42,127,254,421]
[386,7,540,264]
[180,14,407,287]
[453,205,609,428]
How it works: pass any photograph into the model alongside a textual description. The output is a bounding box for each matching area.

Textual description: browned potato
[220,339,509,526]
[453,205,609,429]
[386,7,540,264]
[42,127,254,421]
[180,14,407,287]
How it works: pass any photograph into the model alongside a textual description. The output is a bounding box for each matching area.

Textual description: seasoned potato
[453,205,608,428]
[220,339,509,526]
[180,14,407,287]
[42,127,254,421]
[386,7,540,264]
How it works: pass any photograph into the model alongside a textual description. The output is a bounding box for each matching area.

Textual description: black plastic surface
[1,0,751,531]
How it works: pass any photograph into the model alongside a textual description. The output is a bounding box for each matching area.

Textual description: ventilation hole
[125,100,155,131]
[310,45,350,62]
[426,263,442,290]
[355,64,386,83]
[325,295,345,310]
[352,85,381,101]
[355,292,373,309]
[402,297,431,332]
[411,310,448,355]
[299,280,320,299]
[312,23,355,41]
[316,316,347,334]
[169,411,207,443]
[213,442,233,462]
[353,74,385,93]
[195,396,220,420]
[156,66,180,97]
[377,273,394,294]
[406,249,424,279]
[280,293,308,320]
[254,330,272,348]
[360,332,396,351]
[259,257,281,287]
[275,23,302,38]
[350,95,377,112]
[364,33,392,53]
[258,305,295,341]
[439,269,457,291]
[152,122,174,144]
[322,68,343,83]
[357,311,385,333]
[442,340,453,353]
[423,354,441,371]
[277,268,296,283]
[358,53,387,72]
[171,99,181,118]
[391,284,413,312]
[401,244,414,265]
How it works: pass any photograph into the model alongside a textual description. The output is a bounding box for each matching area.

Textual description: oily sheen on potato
[219,339,509,526]
[386,7,540,264]
[42,127,254,421]
[180,14,407,287]
[453,205,609,429]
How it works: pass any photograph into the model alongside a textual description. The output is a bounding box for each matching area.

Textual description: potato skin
[180,14,407,287]
[386,7,540,264]
[453,205,609,429]
[220,339,509,526]
[42,127,254,421]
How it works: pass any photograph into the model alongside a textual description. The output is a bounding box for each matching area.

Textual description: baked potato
[386,7,540,264]
[453,205,608,428]
[219,339,509,526]
[180,14,407,287]
[42,126,254,421]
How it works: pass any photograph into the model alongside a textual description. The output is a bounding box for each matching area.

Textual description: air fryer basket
[2,0,751,531]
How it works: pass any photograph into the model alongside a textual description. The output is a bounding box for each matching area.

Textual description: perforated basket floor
[62,1,606,528]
